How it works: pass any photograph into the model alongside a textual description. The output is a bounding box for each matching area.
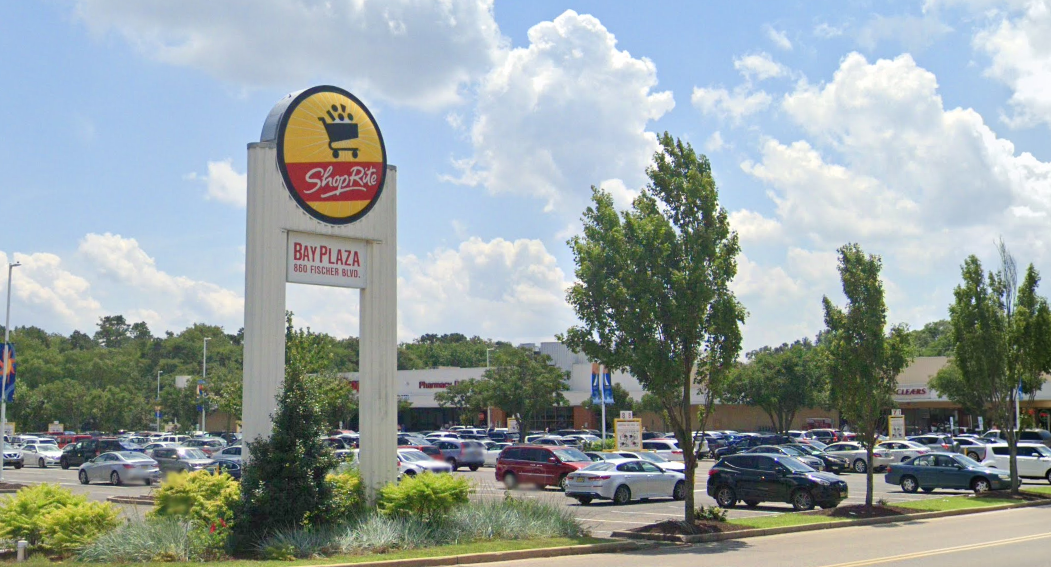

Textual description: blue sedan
[884,453,1012,494]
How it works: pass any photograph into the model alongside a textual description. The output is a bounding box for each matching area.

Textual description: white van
[980,443,1051,482]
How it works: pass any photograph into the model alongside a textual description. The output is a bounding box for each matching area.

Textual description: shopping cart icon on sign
[317,104,359,159]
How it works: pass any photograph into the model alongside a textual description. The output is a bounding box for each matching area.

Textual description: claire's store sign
[286,232,367,288]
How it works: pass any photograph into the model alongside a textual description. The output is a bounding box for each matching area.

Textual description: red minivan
[495,444,593,491]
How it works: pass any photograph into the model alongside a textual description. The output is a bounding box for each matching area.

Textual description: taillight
[886,466,892,473]
[942,444,950,449]
[672,450,683,454]
[708,469,717,476]
[596,475,611,480]
[123,464,135,469]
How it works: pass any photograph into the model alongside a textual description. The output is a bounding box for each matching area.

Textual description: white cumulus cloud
[692,86,772,123]
[187,159,247,208]
[734,52,790,81]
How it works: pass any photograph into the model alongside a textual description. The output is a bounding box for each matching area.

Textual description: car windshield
[581,462,614,471]
[955,455,983,468]
[178,448,208,459]
[552,448,589,462]
[1034,446,1051,458]
[637,452,669,463]
[780,445,807,456]
[779,457,816,472]
[398,451,430,462]
[118,451,152,461]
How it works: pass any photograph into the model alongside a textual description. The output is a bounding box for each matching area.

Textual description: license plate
[574,477,586,482]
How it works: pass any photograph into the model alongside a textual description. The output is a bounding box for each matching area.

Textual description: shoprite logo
[276,85,387,225]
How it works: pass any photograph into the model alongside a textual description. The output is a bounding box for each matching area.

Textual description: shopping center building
[339,344,1051,434]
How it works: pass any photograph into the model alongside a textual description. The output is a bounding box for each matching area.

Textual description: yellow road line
[818,532,1051,567]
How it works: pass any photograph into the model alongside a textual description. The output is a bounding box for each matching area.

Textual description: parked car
[743,445,825,471]
[21,442,63,468]
[212,445,243,463]
[641,439,685,462]
[496,445,593,491]
[150,446,214,475]
[182,437,227,456]
[204,460,242,480]
[875,440,931,462]
[483,441,511,467]
[404,444,445,461]
[60,438,144,469]
[823,442,894,473]
[780,444,848,473]
[980,443,1051,483]
[2,443,23,469]
[907,434,958,453]
[981,429,1051,449]
[397,449,454,476]
[158,435,190,444]
[77,451,160,486]
[565,458,687,505]
[954,437,991,462]
[807,429,842,444]
[606,450,687,473]
[431,439,485,471]
[707,453,848,511]
[886,453,1011,494]
[713,435,768,458]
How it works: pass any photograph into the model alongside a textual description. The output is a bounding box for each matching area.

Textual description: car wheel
[404,470,416,477]
[972,477,991,494]
[13,462,21,470]
[672,480,686,501]
[967,451,980,461]
[1046,470,1051,485]
[576,496,593,506]
[558,474,569,491]
[613,485,631,505]
[110,471,122,486]
[503,472,518,489]
[60,458,69,470]
[853,459,867,473]
[900,475,919,493]
[469,465,480,472]
[144,478,152,486]
[448,458,458,471]
[715,485,737,508]
[744,500,760,508]
[79,470,89,485]
[39,458,46,468]
[921,487,935,494]
[792,489,815,511]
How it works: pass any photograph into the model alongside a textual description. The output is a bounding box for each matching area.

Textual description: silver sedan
[565,458,687,505]
[78,451,160,486]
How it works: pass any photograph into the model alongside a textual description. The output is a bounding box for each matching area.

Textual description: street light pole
[486,347,495,429]
[201,337,211,433]
[156,370,163,432]
[1,261,22,484]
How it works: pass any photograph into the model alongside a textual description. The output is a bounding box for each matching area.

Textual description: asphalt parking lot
[4,461,1047,537]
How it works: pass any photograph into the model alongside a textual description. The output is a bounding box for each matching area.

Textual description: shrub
[41,501,120,554]
[0,483,85,545]
[327,471,366,520]
[693,505,728,523]
[377,472,471,521]
[150,469,240,528]
[450,496,587,540]
[79,517,196,563]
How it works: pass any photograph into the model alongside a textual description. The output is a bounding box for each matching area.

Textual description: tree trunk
[1007,428,1019,496]
[865,443,874,507]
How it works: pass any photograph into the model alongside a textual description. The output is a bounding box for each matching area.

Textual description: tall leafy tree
[725,340,827,434]
[562,133,745,522]
[434,379,487,426]
[481,346,569,441]
[823,243,911,507]
[948,243,1051,494]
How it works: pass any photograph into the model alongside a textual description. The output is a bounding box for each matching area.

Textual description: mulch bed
[0,482,27,491]
[631,520,749,536]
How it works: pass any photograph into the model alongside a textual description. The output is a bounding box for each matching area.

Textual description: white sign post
[243,86,397,498]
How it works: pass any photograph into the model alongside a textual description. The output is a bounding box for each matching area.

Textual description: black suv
[713,434,790,459]
[60,438,144,469]
[707,453,848,511]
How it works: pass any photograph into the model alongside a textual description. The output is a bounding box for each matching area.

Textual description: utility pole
[201,337,211,432]
[156,370,163,432]
[1,261,22,484]
[486,347,495,428]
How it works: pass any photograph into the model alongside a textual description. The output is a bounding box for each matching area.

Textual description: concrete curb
[296,541,646,567]
[106,495,155,505]
[612,498,1051,543]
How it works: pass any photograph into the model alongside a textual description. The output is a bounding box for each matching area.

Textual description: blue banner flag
[1,343,14,403]
[590,363,602,404]
[602,370,613,404]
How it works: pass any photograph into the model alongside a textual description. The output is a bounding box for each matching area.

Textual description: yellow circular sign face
[276,86,387,225]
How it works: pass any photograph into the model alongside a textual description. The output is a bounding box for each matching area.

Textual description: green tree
[908,320,954,357]
[434,379,487,426]
[306,373,359,430]
[822,243,911,507]
[562,134,745,522]
[93,315,131,349]
[948,243,1051,494]
[929,360,988,419]
[481,346,569,442]
[725,340,827,434]
[581,383,636,431]
[234,314,340,550]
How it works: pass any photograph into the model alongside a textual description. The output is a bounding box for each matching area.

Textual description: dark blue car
[884,453,1011,494]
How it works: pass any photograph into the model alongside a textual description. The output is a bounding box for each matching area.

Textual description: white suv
[980,443,1051,483]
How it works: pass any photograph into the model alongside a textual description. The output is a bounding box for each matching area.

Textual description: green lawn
[896,495,1022,512]
[729,514,847,529]
[1023,485,1051,496]
[20,538,609,567]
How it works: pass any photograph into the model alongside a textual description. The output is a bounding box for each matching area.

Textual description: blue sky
[2,0,1050,352]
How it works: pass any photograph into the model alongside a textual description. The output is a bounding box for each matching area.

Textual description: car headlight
[998,473,1011,479]
[813,478,831,486]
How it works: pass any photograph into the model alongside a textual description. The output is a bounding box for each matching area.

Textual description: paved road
[471,505,1051,567]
